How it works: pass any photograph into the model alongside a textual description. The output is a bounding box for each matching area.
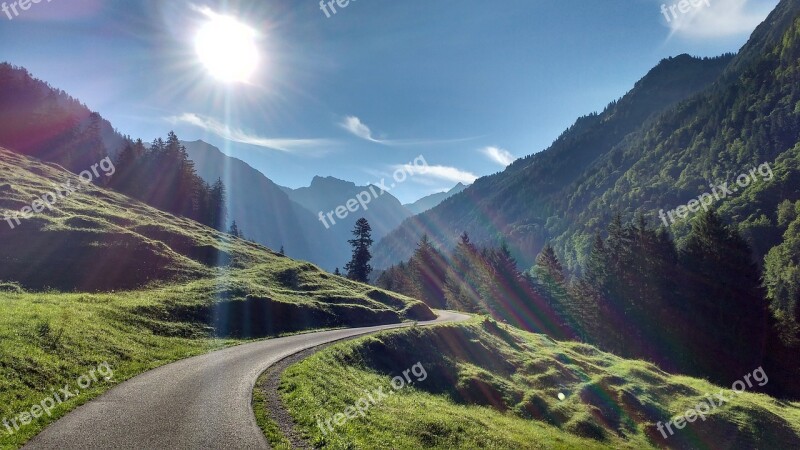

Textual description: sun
[195,14,259,83]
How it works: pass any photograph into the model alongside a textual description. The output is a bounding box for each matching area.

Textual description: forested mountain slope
[550,0,800,270]
[373,1,800,273]
[0,63,126,173]
[373,52,736,269]
[373,0,800,400]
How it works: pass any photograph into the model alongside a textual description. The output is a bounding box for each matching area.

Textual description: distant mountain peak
[181,139,334,268]
[310,175,356,189]
[404,182,469,215]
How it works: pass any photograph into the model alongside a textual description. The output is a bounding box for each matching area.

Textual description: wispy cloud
[340,115,480,146]
[341,116,380,143]
[481,146,515,166]
[170,113,333,152]
[394,163,479,184]
[661,0,777,39]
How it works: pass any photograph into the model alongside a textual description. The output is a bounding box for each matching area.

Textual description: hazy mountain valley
[1,1,800,449]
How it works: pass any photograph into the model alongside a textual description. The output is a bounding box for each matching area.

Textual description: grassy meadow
[271,318,800,449]
[0,147,432,449]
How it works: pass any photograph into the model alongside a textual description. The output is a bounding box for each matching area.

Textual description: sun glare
[195,14,259,83]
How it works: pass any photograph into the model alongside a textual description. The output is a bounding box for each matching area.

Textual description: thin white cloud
[340,115,481,146]
[170,113,332,152]
[481,146,515,166]
[660,0,777,39]
[394,163,479,184]
[340,116,380,142]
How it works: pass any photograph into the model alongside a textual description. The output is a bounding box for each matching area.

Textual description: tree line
[0,64,229,232]
[375,210,799,399]
[110,132,227,231]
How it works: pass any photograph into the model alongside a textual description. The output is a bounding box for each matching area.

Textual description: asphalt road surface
[24,311,470,450]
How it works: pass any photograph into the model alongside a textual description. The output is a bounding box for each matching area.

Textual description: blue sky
[0,0,778,203]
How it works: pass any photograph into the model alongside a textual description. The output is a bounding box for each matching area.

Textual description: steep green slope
[725,0,800,76]
[373,52,735,269]
[0,147,208,291]
[272,319,800,449]
[553,8,800,268]
[0,146,433,325]
[369,0,800,403]
[374,0,800,273]
[0,147,433,448]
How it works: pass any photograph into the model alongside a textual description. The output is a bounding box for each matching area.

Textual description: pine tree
[163,131,199,218]
[532,244,571,332]
[376,262,419,299]
[334,267,341,276]
[443,232,483,312]
[584,233,609,289]
[209,178,227,231]
[196,180,212,226]
[78,112,108,176]
[411,235,448,308]
[345,218,373,283]
[579,231,622,350]
[533,244,566,286]
[484,242,537,328]
[279,245,285,256]
[228,221,242,238]
[679,210,768,382]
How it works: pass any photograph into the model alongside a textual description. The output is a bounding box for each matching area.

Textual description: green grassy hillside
[273,319,800,449]
[0,147,433,448]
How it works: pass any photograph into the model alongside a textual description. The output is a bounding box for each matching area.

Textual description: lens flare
[195,14,259,83]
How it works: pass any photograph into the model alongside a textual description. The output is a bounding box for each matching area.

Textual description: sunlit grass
[275,320,800,449]
[0,288,228,449]
[0,147,432,449]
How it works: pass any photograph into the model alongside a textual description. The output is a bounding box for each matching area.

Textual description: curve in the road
[23,310,470,450]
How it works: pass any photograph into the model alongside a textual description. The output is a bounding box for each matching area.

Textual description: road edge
[251,311,472,449]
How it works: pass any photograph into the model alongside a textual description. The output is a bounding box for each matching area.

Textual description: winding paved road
[24,311,469,450]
